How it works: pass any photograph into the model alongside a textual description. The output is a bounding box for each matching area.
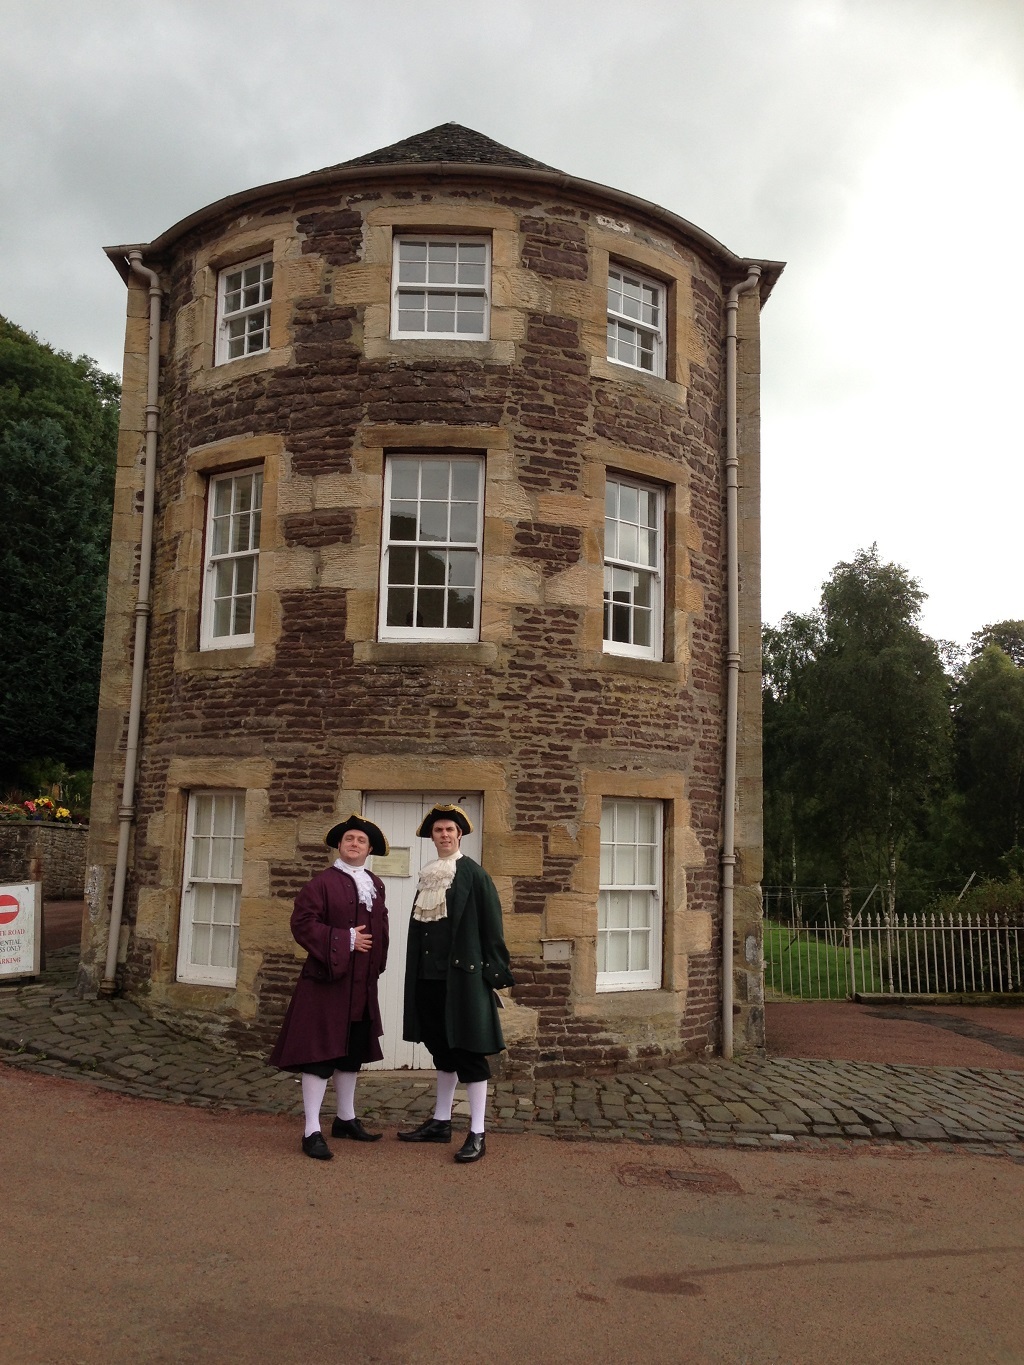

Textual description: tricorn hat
[416,804,474,838]
[325,813,389,858]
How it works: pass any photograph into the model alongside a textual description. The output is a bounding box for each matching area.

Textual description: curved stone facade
[83,126,781,1074]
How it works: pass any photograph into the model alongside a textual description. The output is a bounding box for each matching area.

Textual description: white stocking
[302,1073,329,1136]
[333,1069,358,1122]
[466,1079,488,1134]
[433,1069,458,1121]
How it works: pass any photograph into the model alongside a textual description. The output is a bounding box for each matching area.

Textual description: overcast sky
[3,0,1021,646]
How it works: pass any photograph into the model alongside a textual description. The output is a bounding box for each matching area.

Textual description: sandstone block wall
[83,164,767,1073]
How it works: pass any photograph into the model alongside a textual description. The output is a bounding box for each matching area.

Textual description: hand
[353,927,372,953]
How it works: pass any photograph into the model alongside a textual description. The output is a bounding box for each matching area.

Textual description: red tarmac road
[767,1000,1024,1070]
[3,1064,1023,1364]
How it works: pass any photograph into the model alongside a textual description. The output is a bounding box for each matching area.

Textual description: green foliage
[970,621,1024,668]
[953,644,1024,874]
[764,547,952,911]
[930,876,1024,923]
[12,760,93,817]
[0,317,119,782]
[765,534,1024,914]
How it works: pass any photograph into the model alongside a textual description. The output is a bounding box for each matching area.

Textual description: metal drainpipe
[720,265,762,1059]
[100,251,162,994]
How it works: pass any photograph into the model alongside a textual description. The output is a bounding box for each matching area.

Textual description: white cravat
[334,860,376,911]
[412,851,461,922]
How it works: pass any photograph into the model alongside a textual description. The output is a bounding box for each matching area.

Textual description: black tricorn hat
[416,804,474,838]
[325,813,389,857]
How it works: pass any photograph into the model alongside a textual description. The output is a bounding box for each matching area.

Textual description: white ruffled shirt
[412,851,461,922]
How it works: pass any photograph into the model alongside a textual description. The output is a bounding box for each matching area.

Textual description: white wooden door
[363,791,482,1070]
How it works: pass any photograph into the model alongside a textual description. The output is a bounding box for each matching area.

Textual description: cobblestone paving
[4,949,1024,1157]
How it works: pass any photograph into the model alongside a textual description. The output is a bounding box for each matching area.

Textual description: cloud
[2,0,1020,641]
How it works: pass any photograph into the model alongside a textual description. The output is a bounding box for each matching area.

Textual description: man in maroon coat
[269,814,390,1159]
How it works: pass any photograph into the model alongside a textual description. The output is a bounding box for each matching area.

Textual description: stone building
[81,124,783,1074]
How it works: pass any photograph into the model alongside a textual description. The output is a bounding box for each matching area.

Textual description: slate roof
[327,122,560,173]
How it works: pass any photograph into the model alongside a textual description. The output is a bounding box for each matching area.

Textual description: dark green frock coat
[403,855,515,1055]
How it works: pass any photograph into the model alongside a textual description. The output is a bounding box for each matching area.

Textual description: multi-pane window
[604,476,663,659]
[379,455,483,641]
[201,468,263,650]
[391,237,489,339]
[597,799,662,992]
[176,792,246,987]
[217,256,273,363]
[607,266,665,376]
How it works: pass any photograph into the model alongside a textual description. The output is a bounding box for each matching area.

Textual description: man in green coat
[398,804,515,1163]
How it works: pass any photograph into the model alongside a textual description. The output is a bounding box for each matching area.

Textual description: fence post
[845,909,856,999]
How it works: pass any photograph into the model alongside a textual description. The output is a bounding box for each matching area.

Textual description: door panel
[364,792,482,1070]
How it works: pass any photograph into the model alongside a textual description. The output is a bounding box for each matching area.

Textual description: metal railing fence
[765,911,1024,1000]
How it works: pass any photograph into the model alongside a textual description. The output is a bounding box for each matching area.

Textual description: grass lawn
[764,920,868,1000]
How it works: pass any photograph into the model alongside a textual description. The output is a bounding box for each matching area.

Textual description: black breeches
[415,979,491,1083]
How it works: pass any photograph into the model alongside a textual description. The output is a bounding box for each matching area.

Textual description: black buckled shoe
[301,1131,333,1160]
[397,1117,453,1143]
[454,1131,486,1163]
[331,1116,382,1142]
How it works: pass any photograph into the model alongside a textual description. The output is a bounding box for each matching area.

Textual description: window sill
[598,653,680,682]
[356,640,498,666]
[363,336,514,365]
[179,643,265,672]
[590,353,686,405]
[169,977,238,995]
[584,985,676,1015]
[192,347,293,390]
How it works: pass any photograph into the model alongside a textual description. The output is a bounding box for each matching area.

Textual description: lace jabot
[334,860,376,912]
[412,852,461,922]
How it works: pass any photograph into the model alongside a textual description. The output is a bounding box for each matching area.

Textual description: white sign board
[0,882,42,979]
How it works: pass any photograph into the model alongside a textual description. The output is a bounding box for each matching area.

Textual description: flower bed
[0,797,74,823]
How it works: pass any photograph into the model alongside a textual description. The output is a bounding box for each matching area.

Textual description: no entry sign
[0,883,41,978]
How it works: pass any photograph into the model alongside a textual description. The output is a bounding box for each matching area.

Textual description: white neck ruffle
[412,852,461,922]
[334,860,376,911]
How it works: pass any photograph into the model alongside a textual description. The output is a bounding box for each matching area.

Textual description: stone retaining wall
[0,823,88,899]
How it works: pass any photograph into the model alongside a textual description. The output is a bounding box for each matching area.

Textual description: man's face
[337,830,371,866]
[431,820,462,858]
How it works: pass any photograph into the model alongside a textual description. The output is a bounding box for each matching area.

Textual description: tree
[970,621,1024,669]
[954,642,1024,876]
[0,318,119,783]
[763,547,952,916]
[762,611,825,909]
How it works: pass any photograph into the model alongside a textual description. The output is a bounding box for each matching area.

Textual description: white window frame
[176,791,246,987]
[603,475,664,660]
[200,467,263,651]
[597,798,663,993]
[391,236,491,340]
[379,454,484,642]
[606,265,665,377]
[216,255,274,364]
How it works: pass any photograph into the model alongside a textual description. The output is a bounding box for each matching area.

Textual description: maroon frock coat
[269,864,389,1069]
